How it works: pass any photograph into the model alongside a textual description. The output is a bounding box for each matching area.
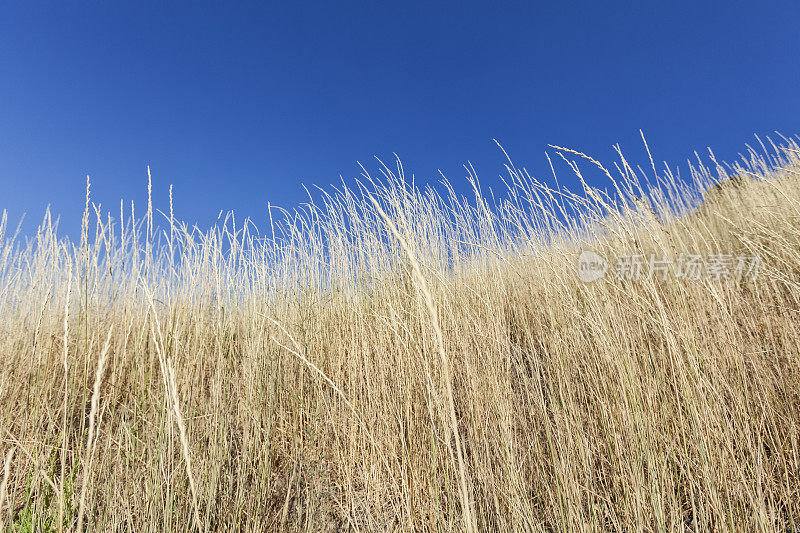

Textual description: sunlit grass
[1,134,799,531]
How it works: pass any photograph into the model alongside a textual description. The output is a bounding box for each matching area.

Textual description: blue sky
[1,1,799,237]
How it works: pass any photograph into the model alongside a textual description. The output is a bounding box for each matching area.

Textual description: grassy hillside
[1,136,800,532]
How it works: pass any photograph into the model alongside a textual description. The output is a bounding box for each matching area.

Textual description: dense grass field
[1,135,800,531]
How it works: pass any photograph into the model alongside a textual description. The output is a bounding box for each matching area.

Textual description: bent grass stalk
[59,257,72,533]
[76,327,114,532]
[0,447,16,529]
[166,358,203,533]
[367,193,477,533]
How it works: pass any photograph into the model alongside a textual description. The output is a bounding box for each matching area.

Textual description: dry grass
[1,134,800,531]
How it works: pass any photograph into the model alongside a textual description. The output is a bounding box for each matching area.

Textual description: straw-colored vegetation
[1,134,800,531]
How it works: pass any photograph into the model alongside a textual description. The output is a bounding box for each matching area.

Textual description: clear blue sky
[2,1,799,237]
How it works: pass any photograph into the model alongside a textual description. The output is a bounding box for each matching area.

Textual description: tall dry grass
[1,133,800,531]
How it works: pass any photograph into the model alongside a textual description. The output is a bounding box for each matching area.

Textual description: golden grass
[1,134,800,531]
